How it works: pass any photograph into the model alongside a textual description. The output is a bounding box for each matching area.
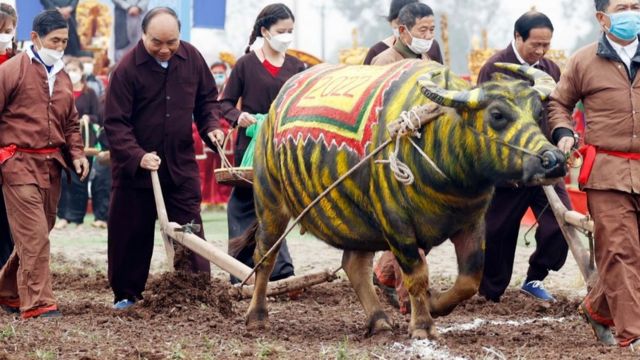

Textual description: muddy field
[0,260,634,359]
[0,212,635,359]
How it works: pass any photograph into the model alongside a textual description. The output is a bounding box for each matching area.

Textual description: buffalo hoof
[429,306,454,319]
[366,311,392,337]
[429,297,456,318]
[410,325,438,340]
[245,308,268,331]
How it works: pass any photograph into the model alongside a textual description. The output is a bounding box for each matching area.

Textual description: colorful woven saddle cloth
[271,61,419,157]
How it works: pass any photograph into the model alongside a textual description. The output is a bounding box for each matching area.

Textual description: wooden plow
[150,170,338,299]
[542,185,597,288]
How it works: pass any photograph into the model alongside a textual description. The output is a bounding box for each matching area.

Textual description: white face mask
[35,38,64,66]
[0,32,13,48]
[392,28,400,38]
[265,31,293,53]
[82,62,94,76]
[405,30,433,55]
[68,70,82,84]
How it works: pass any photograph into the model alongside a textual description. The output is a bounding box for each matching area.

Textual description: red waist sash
[578,145,640,185]
[0,144,59,165]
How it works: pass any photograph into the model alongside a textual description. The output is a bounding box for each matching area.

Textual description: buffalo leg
[385,237,436,339]
[429,223,484,317]
[397,256,437,339]
[342,250,392,336]
[245,215,289,330]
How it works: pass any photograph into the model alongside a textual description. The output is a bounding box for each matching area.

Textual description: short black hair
[398,3,434,30]
[142,7,181,33]
[595,0,610,11]
[514,11,554,42]
[387,0,418,22]
[32,9,68,37]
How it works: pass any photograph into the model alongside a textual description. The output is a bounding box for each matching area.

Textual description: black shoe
[0,304,19,314]
[38,309,63,318]
[478,290,500,303]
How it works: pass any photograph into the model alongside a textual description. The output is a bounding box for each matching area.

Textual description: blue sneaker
[520,280,556,302]
[113,299,136,310]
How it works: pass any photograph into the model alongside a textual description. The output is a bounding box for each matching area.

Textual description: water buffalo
[236,59,566,339]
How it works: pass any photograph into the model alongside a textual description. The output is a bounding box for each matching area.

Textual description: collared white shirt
[606,35,639,73]
[511,40,540,67]
[25,46,65,97]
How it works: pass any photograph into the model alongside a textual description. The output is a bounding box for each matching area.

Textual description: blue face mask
[606,10,640,41]
[213,73,226,86]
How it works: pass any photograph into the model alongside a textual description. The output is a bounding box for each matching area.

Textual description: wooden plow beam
[542,185,597,288]
[150,171,337,297]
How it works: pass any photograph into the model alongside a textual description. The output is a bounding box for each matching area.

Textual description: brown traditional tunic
[363,37,444,65]
[371,39,442,66]
[104,40,221,302]
[0,50,18,271]
[219,52,305,282]
[0,49,84,315]
[548,34,640,346]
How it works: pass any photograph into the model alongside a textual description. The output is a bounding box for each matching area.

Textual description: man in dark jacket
[477,11,571,303]
[104,7,224,310]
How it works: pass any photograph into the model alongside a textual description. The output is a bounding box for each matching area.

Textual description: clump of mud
[142,272,235,317]
[456,290,581,318]
[52,271,110,292]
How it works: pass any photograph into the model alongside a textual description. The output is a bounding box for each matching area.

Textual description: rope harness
[376,108,448,185]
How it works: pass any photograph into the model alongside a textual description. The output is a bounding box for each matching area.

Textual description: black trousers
[108,176,210,302]
[90,161,112,222]
[0,191,12,270]
[479,183,570,301]
[227,186,294,284]
[58,169,89,224]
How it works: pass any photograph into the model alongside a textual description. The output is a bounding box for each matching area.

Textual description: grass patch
[32,349,56,360]
[335,337,349,360]
[169,342,187,360]
[0,324,15,340]
[256,339,274,359]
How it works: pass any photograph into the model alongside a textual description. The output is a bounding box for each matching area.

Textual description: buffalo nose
[541,150,561,170]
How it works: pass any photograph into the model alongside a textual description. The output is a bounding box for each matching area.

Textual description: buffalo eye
[489,109,509,131]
